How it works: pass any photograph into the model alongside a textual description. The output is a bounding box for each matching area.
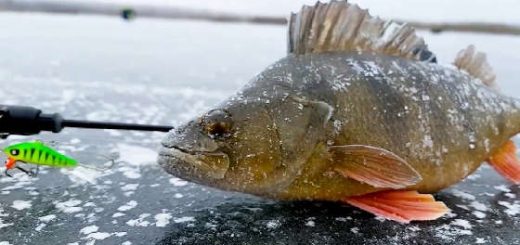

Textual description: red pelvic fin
[488,140,520,184]
[5,157,16,170]
[343,190,449,223]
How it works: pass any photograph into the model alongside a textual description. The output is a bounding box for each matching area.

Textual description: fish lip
[159,144,226,158]
[158,145,230,180]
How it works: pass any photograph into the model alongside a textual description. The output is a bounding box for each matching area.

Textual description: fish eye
[201,109,233,139]
[10,149,19,156]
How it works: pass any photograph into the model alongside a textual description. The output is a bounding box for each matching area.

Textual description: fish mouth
[158,144,230,180]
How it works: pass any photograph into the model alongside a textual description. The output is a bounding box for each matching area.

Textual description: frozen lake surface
[1,4,520,244]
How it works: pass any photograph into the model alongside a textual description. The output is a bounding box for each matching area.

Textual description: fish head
[3,142,25,161]
[159,92,331,195]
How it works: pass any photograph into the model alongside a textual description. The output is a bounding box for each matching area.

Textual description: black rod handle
[0,105,173,138]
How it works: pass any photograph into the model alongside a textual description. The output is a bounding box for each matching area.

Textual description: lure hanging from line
[2,141,115,177]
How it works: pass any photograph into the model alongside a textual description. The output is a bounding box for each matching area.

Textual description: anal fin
[488,140,520,184]
[343,190,449,223]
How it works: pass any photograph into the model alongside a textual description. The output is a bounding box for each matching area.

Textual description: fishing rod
[0,105,174,139]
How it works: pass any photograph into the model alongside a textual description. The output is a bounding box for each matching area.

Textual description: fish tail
[488,140,520,184]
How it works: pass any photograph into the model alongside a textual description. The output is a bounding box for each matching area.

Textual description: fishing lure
[2,141,114,177]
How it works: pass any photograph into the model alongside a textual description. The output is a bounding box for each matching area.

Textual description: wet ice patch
[11,200,32,210]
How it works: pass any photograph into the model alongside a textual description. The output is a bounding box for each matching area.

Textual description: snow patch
[85,232,111,240]
[117,144,157,166]
[155,212,172,227]
[169,178,188,187]
[451,219,472,230]
[11,200,32,210]
[498,201,520,216]
[173,216,195,223]
[117,200,138,212]
[121,183,139,191]
[266,220,281,229]
[39,214,57,223]
[80,225,99,235]
[55,199,83,213]
[126,213,151,227]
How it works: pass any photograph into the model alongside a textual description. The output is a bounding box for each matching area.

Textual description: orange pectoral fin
[343,190,449,223]
[330,145,422,189]
[5,157,16,170]
[488,140,520,184]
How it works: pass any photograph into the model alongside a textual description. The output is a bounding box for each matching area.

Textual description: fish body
[3,141,78,168]
[248,52,520,200]
[158,1,520,222]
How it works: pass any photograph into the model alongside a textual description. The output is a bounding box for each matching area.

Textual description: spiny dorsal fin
[287,1,436,62]
[454,45,497,89]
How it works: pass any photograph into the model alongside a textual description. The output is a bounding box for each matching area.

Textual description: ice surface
[1,1,520,244]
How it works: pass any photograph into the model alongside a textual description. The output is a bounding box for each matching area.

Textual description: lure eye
[10,149,19,156]
[201,109,233,139]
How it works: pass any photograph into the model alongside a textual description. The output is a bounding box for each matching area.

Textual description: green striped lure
[2,141,113,177]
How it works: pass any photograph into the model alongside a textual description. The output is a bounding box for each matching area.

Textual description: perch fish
[158,1,520,223]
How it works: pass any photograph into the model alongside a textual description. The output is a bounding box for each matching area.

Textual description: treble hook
[4,162,38,177]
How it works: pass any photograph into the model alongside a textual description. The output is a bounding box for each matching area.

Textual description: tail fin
[488,140,520,184]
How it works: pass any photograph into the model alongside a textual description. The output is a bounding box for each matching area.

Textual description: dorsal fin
[287,1,436,62]
[453,45,497,89]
